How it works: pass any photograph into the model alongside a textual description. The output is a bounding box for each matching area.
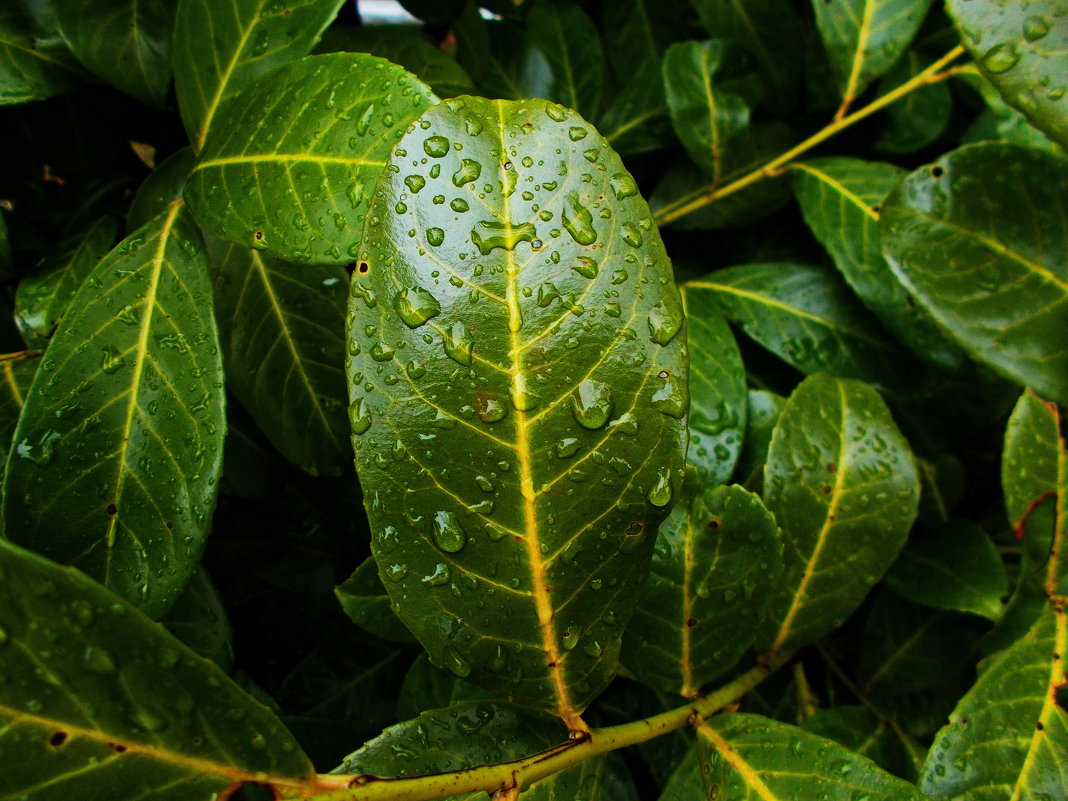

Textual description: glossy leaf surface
[127,147,197,232]
[0,352,37,470]
[735,389,785,484]
[756,374,919,655]
[922,607,1068,799]
[346,96,688,723]
[335,556,416,644]
[2,204,225,618]
[876,52,952,153]
[525,0,603,119]
[792,157,964,372]
[681,283,746,485]
[0,4,84,105]
[0,541,317,801]
[526,754,638,801]
[813,0,934,106]
[623,483,781,696]
[880,143,1068,404]
[948,0,1068,150]
[211,241,350,476]
[174,0,345,151]
[694,263,920,393]
[184,53,437,265]
[52,0,175,106]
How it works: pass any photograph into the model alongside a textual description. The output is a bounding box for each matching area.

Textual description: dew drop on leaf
[432,511,467,553]
[571,379,613,430]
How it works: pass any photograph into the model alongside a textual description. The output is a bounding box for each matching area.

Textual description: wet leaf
[346,96,688,724]
[184,53,437,265]
[127,147,197,232]
[623,482,782,696]
[756,373,920,655]
[734,389,786,485]
[2,204,225,618]
[880,143,1068,404]
[395,654,493,721]
[159,567,235,671]
[525,0,604,119]
[174,0,345,151]
[526,753,638,801]
[875,51,952,154]
[801,706,916,779]
[0,4,85,105]
[335,555,416,644]
[0,352,37,471]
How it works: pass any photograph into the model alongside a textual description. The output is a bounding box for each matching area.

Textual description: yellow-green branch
[654,44,968,228]
[303,651,794,801]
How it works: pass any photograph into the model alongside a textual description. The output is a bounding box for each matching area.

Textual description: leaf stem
[305,651,793,801]
[653,44,967,228]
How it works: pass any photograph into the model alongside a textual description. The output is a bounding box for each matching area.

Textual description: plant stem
[304,651,793,801]
[653,44,967,228]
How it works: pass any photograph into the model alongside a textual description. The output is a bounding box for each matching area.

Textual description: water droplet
[562,192,597,245]
[379,525,400,553]
[571,379,613,430]
[445,646,472,677]
[133,709,167,732]
[648,299,683,345]
[82,646,116,674]
[423,135,450,157]
[0,625,7,647]
[453,159,482,187]
[356,103,375,136]
[349,398,371,434]
[427,227,445,247]
[647,469,672,507]
[100,345,125,374]
[393,285,441,328]
[443,321,473,365]
[621,221,643,247]
[1024,15,1050,41]
[982,42,1020,73]
[511,388,538,411]
[384,562,408,581]
[583,640,604,659]
[404,174,426,193]
[568,126,587,141]
[485,644,507,673]
[370,342,395,362]
[474,392,507,423]
[450,198,469,213]
[652,374,689,419]
[545,103,567,122]
[470,219,537,254]
[432,511,467,552]
[537,282,561,307]
[475,474,494,492]
[609,173,638,200]
[422,563,451,586]
[572,257,598,279]
[556,437,580,458]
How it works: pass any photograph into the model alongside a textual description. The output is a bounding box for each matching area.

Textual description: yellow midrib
[698,722,780,801]
[194,153,387,169]
[840,0,875,106]
[792,162,879,220]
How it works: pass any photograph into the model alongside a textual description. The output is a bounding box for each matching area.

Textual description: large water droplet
[647,469,672,507]
[443,321,473,365]
[82,646,116,673]
[100,345,125,374]
[432,511,467,552]
[982,42,1020,74]
[648,299,683,345]
[453,159,482,187]
[572,257,598,279]
[609,173,638,200]
[545,103,568,122]
[1023,16,1050,42]
[652,374,689,419]
[556,437,580,458]
[562,192,597,245]
[393,285,441,328]
[474,392,507,423]
[356,103,374,136]
[404,174,425,193]
[470,220,537,255]
[422,563,451,586]
[445,646,472,677]
[427,227,445,247]
[348,397,372,434]
[621,221,643,248]
[379,525,400,553]
[423,135,450,157]
[571,379,613,430]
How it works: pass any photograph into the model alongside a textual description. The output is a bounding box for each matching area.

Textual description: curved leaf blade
[623,483,782,696]
[756,374,920,655]
[0,5,85,105]
[159,566,235,671]
[526,0,604,119]
[346,97,688,724]
[174,0,345,151]
[184,53,437,265]
[0,352,37,470]
[0,540,318,801]
[948,0,1068,151]
[211,241,351,476]
[335,556,416,644]
[127,147,197,232]
[880,143,1068,404]
[2,203,225,618]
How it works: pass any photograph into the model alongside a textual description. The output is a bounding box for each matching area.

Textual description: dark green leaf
[0,208,12,280]
[597,68,671,156]
[603,0,681,84]
[2,203,225,618]
[875,52,951,154]
[922,606,1068,799]
[880,143,1068,404]
[525,0,604,118]
[211,241,351,476]
[397,0,465,25]
[792,157,965,373]
[948,0,1068,151]
[526,753,638,801]
[335,556,416,644]
[452,4,527,101]
[660,713,928,801]
[159,566,235,671]
[0,540,319,800]
[958,67,1064,154]
[0,352,37,470]
[346,96,688,724]
[127,147,197,232]
[184,53,437,265]
[395,654,493,721]
[756,373,920,655]
[174,0,344,151]
[0,4,85,105]
[52,0,175,107]
[813,0,934,107]
[915,454,965,526]
[695,263,924,393]
[681,283,746,485]
[734,388,785,485]
[623,482,782,696]
[884,519,1008,620]
[801,706,916,779]
[14,215,120,349]
[219,401,283,498]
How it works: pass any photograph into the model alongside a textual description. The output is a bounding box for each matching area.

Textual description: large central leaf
[345,96,688,726]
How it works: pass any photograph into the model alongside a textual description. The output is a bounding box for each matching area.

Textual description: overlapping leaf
[876,52,952,153]
[211,241,350,476]
[948,0,1068,151]
[880,143,1068,404]
[336,556,416,644]
[756,374,919,655]
[525,0,604,119]
[0,351,37,469]
[0,540,322,801]
[2,203,225,618]
[159,567,235,671]
[0,3,85,105]
[346,96,688,724]
[792,157,965,372]
[623,483,781,696]
[734,389,785,484]
[922,606,1068,799]
[184,53,437,265]
[127,147,197,232]
[52,0,175,107]
[174,0,344,151]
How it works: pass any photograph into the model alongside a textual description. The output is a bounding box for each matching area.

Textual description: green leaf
[2,203,225,618]
[875,51,952,154]
[694,263,924,393]
[801,706,917,779]
[0,352,37,470]
[0,3,85,105]
[127,147,197,232]
[659,713,928,801]
[883,519,1008,620]
[158,566,235,671]
[948,0,1068,151]
[756,373,920,655]
[792,157,965,373]
[395,654,493,721]
[813,0,934,107]
[623,482,782,696]
[597,68,672,157]
[958,68,1064,154]
[211,241,351,476]
[734,389,785,485]
[346,96,688,724]
[174,0,345,151]
[0,207,12,280]
[0,540,319,800]
[526,753,639,801]
[880,143,1068,404]
[14,215,120,349]
[219,402,283,498]
[681,283,746,485]
[335,556,416,644]
[603,0,681,85]
[525,0,604,119]
[922,606,1068,799]
[184,53,437,265]
[52,0,176,107]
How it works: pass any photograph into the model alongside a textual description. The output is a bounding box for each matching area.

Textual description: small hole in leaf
[932,166,944,178]
[356,261,370,274]
[822,485,832,495]
[165,521,173,529]
[1036,721,1045,731]
[253,230,264,241]
[657,370,670,379]
[686,617,698,629]
[106,503,118,516]
[49,731,68,747]
[707,520,719,531]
